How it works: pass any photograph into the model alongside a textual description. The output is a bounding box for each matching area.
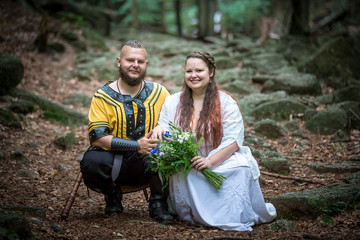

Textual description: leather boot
[149,194,174,224]
[104,188,123,215]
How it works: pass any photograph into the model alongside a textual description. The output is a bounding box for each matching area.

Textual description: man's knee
[80,150,114,193]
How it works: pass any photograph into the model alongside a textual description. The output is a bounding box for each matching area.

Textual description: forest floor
[1,1,360,239]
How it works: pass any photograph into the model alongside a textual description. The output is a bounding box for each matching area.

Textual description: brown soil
[1,1,359,239]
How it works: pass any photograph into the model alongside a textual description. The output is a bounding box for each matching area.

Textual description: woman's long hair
[175,52,222,149]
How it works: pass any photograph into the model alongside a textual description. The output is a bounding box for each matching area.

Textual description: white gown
[157,91,277,231]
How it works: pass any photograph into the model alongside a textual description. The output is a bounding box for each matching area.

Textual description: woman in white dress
[152,52,276,231]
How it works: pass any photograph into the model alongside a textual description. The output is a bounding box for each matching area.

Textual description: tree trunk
[289,0,310,35]
[174,0,182,36]
[34,15,48,53]
[197,0,216,39]
[130,0,138,34]
[159,0,167,33]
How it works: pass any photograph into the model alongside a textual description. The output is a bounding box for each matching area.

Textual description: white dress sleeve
[157,92,181,132]
[207,91,260,180]
[207,91,244,157]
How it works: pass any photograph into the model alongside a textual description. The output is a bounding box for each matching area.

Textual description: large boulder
[8,99,37,114]
[308,162,360,174]
[0,108,22,128]
[222,80,258,95]
[216,68,253,84]
[297,36,360,87]
[262,73,321,95]
[269,172,360,219]
[0,53,24,95]
[60,31,87,52]
[253,119,286,139]
[54,132,77,150]
[251,99,307,121]
[10,89,87,127]
[0,210,33,240]
[74,52,117,81]
[237,91,287,118]
[253,149,290,174]
[243,51,289,74]
[335,101,360,130]
[316,85,360,104]
[304,107,348,135]
[63,92,92,108]
[215,56,239,69]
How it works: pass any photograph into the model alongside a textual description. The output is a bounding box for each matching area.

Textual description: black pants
[80,148,160,195]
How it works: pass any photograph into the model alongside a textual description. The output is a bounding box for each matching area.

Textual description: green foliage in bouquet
[150,122,226,191]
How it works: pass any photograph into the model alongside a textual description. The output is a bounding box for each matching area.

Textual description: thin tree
[130,0,138,34]
[174,0,182,36]
[289,0,310,35]
[197,0,216,39]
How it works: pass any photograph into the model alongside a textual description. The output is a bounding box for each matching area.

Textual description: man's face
[117,46,148,86]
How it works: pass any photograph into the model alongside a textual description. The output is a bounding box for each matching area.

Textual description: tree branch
[261,171,326,185]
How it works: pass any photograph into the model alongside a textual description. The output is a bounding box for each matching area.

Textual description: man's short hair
[120,40,146,58]
[124,40,144,48]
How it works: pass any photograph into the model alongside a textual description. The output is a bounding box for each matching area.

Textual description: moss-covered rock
[222,80,258,95]
[8,99,37,114]
[253,149,290,174]
[10,89,87,127]
[283,120,300,132]
[0,108,22,128]
[54,132,77,149]
[215,56,238,69]
[60,31,87,52]
[74,52,117,81]
[297,37,358,86]
[0,210,34,240]
[262,73,321,95]
[63,92,92,108]
[216,68,253,84]
[237,91,287,118]
[83,28,109,51]
[269,180,360,219]
[308,162,360,174]
[0,53,24,95]
[253,119,286,139]
[251,99,307,121]
[243,51,289,74]
[304,107,348,135]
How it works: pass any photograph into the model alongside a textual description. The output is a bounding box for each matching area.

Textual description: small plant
[319,201,348,224]
[58,12,89,28]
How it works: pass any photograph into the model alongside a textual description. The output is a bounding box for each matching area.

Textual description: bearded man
[80,40,173,224]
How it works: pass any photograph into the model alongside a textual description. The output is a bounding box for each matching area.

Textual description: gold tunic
[88,81,169,144]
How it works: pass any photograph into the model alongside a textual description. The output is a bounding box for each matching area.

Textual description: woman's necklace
[117,80,144,98]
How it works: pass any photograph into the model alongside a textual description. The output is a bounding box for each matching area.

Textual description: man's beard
[118,65,146,86]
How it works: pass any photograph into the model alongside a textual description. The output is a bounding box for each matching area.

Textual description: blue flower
[150,147,158,154]
[164,131,172,138]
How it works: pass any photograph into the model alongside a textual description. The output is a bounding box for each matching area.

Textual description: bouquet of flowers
[150,122,226,191]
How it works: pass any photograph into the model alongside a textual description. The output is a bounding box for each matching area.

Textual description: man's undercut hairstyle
[120,40,147,58]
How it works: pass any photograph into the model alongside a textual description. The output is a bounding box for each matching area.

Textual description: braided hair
[175,52,222,149]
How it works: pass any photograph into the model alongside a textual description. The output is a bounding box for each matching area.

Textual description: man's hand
[137,130,159,154]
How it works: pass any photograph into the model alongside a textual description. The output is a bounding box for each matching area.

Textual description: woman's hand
[191,156,213,171]
[150,125,165,140]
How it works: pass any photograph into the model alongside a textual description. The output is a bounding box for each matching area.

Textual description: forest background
[0,0,360,239]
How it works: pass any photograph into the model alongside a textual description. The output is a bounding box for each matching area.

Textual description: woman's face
[185,57,213,94]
